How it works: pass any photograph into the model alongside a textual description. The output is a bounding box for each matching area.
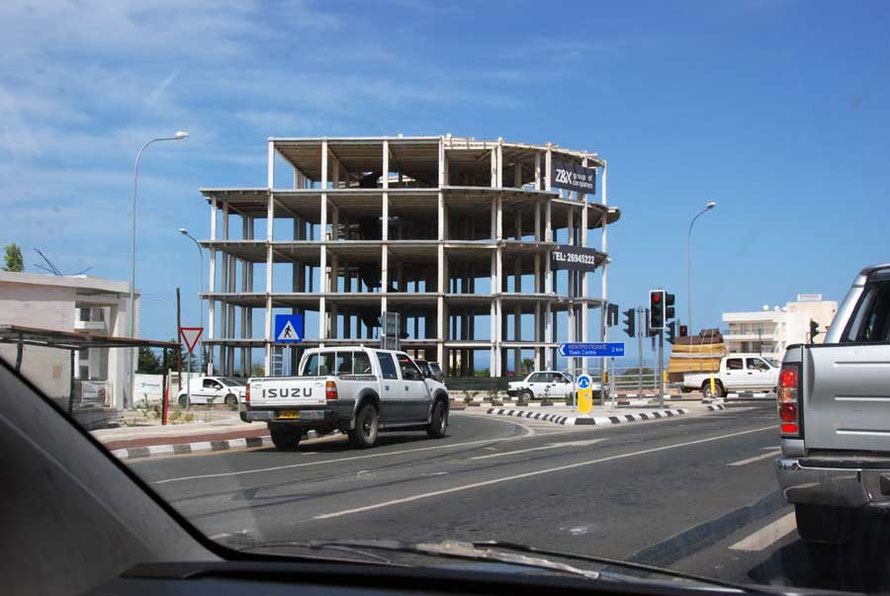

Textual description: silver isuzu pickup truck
[776,263,890,555]
[242,346,449,451]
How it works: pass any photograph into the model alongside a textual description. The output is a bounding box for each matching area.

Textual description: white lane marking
[729,512,797,551]
[313,425,775,520]
[470,438,606,460]
[727,449,782,467]
[149,421,534,485]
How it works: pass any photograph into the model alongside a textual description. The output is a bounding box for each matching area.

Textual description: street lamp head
[174,131,189,139]
[706,201,717,209]
[179,228,189,235]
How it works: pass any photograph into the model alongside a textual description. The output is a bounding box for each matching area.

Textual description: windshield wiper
[242,538,605,582]
[469,540,779,594]
[240,538,775,592]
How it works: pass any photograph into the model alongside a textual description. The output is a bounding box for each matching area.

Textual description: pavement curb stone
[110,430,321,461]
[485,407,688,426]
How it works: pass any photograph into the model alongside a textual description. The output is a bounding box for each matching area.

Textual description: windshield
[3,1,882,592]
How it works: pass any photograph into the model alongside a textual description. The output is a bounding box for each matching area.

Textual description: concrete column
[220,204,229,372]
[535,152,542,190]
[319,140,329,342]
[490,147,497,188]
[263,193,274,375]
[581,157,590,372]
[545,146,553,192]
[490,251,497,374]
[513,305,521,374]
[496,138,504,188]
[208,196,217,371]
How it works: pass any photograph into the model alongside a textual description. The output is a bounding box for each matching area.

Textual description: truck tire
[270,428,302,451]
[178,394,188,408]
[519,389,533,402]
[701,380,724,399]
[349,403,379,449]
[427,400,448,438]
[224,393,238,407]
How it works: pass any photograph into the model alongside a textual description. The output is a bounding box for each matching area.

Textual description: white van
[176,376,246,407]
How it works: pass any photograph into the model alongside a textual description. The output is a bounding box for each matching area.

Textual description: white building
[722,294,837,361]
[0,271,138,408]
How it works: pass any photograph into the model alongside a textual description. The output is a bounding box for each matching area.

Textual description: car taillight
[325,380,338,400]
[778,365,800,436]
[245,383,251,403]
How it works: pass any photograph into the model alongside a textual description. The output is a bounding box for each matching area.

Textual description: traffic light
[810,319,820,343]
[664,292,676,321]
[649,290,665,331]
[679,324,688,337]
[666,321,676,344]
[608,303,619,327]
[622,308,635,337]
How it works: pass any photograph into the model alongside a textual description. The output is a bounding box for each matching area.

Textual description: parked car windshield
[4,2,887,593]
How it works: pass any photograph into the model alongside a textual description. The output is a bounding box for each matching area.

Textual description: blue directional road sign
[558,342,625,357]
[274,314,304,343]
[576,374,593,390]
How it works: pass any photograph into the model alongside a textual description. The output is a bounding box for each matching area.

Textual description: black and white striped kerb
[109,429,321,461]
[485,408,688,426]
[706,404,727,411]
[726,392,774,399]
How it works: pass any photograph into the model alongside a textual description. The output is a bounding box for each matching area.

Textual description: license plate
[277,411,300,420]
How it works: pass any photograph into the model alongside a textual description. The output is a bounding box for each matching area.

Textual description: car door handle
[405,386,410,391]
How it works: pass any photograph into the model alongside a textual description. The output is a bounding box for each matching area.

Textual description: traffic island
[483,406,689,426]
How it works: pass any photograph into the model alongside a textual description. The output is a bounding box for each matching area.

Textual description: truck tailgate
[804,344,890,451]
[249,377,326,407]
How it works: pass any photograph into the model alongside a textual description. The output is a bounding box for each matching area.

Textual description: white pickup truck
[682,354,779,398]
[242,346,449,450]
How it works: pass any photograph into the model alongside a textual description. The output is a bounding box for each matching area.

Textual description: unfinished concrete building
[199,135,620,377]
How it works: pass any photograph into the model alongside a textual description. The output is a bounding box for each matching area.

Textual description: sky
[2,0,889,365]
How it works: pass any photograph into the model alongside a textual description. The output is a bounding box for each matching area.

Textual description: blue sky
[2,0,889,362]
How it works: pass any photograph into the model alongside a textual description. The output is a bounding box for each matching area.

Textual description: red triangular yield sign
[179,327,203,353]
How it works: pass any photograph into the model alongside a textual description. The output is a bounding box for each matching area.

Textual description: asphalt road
[129,403,890,591]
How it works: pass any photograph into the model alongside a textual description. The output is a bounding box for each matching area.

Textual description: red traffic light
[653,294,661,303]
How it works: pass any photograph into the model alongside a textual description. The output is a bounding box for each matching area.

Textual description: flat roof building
[0,271,138,408]
[723,294,837,361]
[199,135,619,377]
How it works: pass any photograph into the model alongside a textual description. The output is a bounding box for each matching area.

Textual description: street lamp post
[127,131,188,409]
[686,200,716,336]
[179,228,205,372]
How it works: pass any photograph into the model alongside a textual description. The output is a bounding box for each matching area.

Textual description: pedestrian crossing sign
[274,314,304,343]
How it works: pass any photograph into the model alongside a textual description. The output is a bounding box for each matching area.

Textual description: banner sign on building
[551,245,604,272]
[552,159,596,194]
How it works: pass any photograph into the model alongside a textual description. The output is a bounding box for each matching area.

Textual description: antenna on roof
[33,248,93,276]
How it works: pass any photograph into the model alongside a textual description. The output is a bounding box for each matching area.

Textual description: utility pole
[176,287,183,406]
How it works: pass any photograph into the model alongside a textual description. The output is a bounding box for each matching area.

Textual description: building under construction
[199,135,619,377]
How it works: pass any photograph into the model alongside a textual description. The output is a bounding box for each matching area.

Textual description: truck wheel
[519,389,533,402]
[349,403,379,449]
[270,428,302,451]
[178,394,188,408]
[224,393,238,407]
[795,504,849,543]
[701,381,724,399]
[427,400,448,439]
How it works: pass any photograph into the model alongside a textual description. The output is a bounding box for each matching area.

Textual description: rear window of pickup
[301,351,373,376]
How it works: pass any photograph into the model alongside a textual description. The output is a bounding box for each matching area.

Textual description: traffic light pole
[658,329,665,408]
[637,306,643,399]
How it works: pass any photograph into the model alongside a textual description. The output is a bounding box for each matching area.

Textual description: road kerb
[484,407,690,426]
